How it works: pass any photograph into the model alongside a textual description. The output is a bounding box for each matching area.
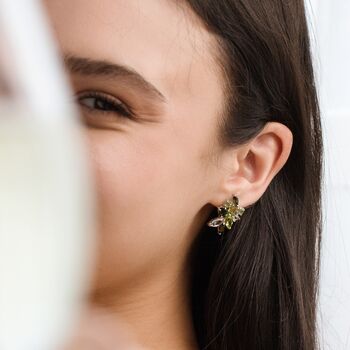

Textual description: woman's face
[44,0,226,297]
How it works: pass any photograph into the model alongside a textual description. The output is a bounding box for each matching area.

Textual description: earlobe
[212,122,293,208]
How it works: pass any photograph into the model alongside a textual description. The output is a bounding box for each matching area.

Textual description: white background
[307,0,350,349]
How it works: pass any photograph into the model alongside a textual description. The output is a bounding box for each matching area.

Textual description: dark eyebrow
[63,53,167,103]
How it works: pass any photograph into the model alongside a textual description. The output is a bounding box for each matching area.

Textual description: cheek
[86,129,202,291]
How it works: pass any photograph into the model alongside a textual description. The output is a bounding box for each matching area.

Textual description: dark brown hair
[186,1,323,349]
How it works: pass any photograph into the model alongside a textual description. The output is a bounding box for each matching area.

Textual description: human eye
[76,91,134,119]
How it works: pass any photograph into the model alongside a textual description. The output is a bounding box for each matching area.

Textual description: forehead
[44,0,223,102]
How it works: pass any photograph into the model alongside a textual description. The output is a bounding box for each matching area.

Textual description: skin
[44,1,293,349]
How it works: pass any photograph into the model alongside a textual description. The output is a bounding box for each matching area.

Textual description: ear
[209,122,293,208]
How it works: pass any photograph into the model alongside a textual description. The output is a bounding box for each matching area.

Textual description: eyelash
[76,91,134,118]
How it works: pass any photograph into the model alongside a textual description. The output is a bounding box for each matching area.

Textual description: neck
[88,260,199,350]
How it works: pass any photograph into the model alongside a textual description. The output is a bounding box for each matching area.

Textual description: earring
[207,195,245,235]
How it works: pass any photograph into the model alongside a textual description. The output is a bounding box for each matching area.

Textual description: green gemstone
[224,214,234,229]
[217,198,245,232]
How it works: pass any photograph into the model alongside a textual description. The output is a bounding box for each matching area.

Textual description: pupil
[96,98,111,111]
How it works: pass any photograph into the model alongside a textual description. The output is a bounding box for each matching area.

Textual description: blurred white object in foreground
[0,1,97,350]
